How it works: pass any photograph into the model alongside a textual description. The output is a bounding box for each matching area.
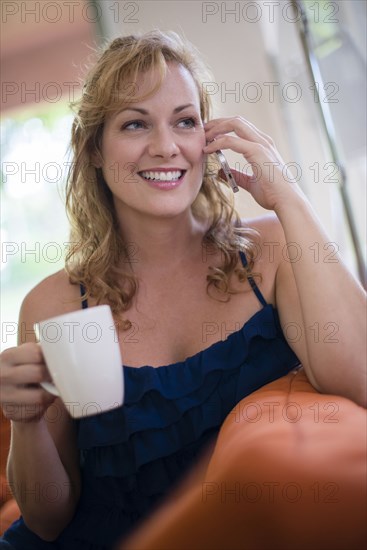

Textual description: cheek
[101,137,141,181]
[187,133,206,164]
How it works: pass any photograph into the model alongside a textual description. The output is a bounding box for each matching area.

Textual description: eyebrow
[116,103,196,116]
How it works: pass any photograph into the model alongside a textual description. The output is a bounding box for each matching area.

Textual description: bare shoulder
[19,270,81,342]
[237,213,286,304]
[241,212,285,244]
[241,213,286,269]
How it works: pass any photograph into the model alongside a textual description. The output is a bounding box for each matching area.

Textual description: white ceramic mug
[35,305,124,419]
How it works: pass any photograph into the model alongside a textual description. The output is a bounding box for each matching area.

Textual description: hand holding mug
[35,305,124,419]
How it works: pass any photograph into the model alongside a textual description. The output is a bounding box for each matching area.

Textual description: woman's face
[99,62,206,222]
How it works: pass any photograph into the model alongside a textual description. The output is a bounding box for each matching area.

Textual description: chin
[145,192,200,218]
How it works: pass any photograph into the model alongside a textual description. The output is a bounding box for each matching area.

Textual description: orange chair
[120,368,367,550]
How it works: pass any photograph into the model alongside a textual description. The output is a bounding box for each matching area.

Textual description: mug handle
[40,381,60,396]
[34,322,60,397]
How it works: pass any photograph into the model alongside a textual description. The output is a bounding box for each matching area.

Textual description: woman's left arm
[204,116,367,407]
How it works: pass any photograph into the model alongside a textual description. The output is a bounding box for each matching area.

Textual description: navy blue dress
[2,251,300,549]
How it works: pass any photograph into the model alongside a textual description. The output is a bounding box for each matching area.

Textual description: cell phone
[215,150,239,193]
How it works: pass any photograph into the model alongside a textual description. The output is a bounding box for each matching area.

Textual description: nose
[147,125,180,158]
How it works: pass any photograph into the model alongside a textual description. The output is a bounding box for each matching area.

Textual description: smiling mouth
[139,170,186,182]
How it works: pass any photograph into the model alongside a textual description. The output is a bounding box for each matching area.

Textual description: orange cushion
[0,499,20,535]
[121,368,367,550]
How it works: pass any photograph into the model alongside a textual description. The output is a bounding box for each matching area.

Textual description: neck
[116,208,208,276]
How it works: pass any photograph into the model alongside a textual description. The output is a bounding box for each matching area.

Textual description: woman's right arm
[0,277,81,541]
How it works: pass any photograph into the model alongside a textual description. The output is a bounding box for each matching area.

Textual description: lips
[137,170,187,191]
[139,170,185,182]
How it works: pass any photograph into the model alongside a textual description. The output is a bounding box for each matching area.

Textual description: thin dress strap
[239,250,267,307]
[80,284,89,309]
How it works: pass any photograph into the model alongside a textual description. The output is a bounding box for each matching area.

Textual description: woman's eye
[177,117,197,129]
[121,120,146,130]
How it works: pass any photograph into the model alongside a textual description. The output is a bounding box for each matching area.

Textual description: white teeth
[140,170,183,181]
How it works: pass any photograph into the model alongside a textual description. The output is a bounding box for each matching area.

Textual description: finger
[203,134,268,163]
[205,117,273,146]
[218,168,253,193]
[2,364,50,386]
[1,343,44,367]
[205,118,269,146]
[2,386,55,407]
[205,116,267,138]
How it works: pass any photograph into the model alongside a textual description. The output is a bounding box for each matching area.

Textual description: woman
[1,31,365,549]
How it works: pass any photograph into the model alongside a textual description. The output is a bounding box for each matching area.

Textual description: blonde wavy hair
[65,30,259,329]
